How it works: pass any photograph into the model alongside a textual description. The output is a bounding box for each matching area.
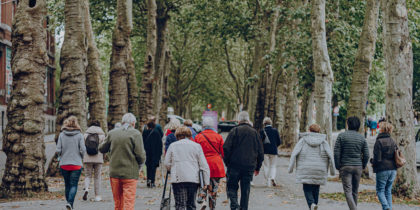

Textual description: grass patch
[0,191,64,203]
[328,176,376,185]
[321,190,420,207]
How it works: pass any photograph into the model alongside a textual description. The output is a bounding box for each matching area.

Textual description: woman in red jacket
[195,117,226,210]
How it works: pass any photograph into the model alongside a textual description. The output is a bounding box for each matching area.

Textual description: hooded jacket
[56,129,86,167]
[288,132,335,185]
[83,126,106,164]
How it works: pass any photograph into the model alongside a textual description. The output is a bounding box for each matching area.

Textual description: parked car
[218,121,238,133]
[167,114,202,133]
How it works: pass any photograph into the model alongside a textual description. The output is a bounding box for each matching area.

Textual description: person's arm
[223,128,236,167]
[79,133,86,158]
[133,132,146,166]
[372,141,382,167]
[197,145,211,186]
[323,141,336,176]
[164,146,173,171]
[275,129,281,146]
[288,139,303,173]
[334,135,342,170]
[56,133,62,156]
[99,133,111,153]
[219,135,225,158]
[255,131,264,173]
[362,139,370,169]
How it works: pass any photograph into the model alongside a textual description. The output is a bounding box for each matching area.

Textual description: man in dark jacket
[259,117,281,187]
[223,111,264,210]
[143,119,163,188]
[334,116,370,210]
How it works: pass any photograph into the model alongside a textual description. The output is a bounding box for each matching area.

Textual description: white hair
[114,122,122,128]
[202,117,214,128]
[122,113,137,129]
[237,111,250,124]
[165,117,181,131]
[263,117,272,125]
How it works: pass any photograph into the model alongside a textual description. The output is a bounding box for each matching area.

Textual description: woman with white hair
[259,117,282,187]
[164,117,181,152]
[195,117,226,209]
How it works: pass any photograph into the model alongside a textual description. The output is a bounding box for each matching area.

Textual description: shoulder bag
[201,133,223,158]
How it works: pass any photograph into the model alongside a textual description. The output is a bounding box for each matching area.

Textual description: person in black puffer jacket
[371,122,397,210]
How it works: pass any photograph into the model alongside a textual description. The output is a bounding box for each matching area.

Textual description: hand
[254,170,259,176]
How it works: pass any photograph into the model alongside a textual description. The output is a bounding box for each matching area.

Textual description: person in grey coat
[288,124,335,210]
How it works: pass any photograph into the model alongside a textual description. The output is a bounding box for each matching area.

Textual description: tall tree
[347,0,380,133]
[311,0,334,144]
[108,0,136,129]
[48,0,88,177]
[383,0,419,197]
[0,0,48,195]
[84,0,107,131]
[139,0,157,127]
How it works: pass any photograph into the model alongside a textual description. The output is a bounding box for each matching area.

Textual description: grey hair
[237,111,250,124]
[122,113,137,129]
[165,117,181,130]
[263,117,272,125]
[114,122,122,128]
[202,117,214,128]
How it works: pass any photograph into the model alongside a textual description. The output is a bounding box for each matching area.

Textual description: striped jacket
[333,130,370,170]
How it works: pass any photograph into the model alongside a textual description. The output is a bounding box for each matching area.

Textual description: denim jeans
[60,168,82,208]
[303,184,320,209]
[376,170,397,210]
[226,168,253,210]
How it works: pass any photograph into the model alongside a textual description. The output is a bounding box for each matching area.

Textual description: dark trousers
[60,168,82,208]
[172,182,199,210]
[146,164,158,184]
[340,166,363,210]
[303,184,320,209]
[226,168,253,210]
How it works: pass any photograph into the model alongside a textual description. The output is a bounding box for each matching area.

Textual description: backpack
[86,133,100,155]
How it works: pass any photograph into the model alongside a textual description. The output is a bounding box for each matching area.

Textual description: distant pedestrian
[56,116,86,210]
[259,117,282,187]
[99,113,146,210]
[143,115,164,138]
[223,111,264,210]
[164,117,181,152]
[143,118,163,188]
[288,124,335,210]
[334,117,370,210]
[164,126,210,210]
[371,120,378,136]
[83,120,106,202]
[195,117,226,209]
[371,122,397,210]
[184,119,198,139]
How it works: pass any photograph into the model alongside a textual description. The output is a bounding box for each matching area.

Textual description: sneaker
[314,204,318,210]
[94,196,102,202]
[147,180,151,188]
[310,203,316,210]
[200,200,208,210]
[65,204,73,210]
[83,190,88,201]
[271,179,277,187]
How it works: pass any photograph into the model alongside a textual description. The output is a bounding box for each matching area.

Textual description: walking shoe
[147,180,151,188]
[65,203,73,210]
[314,204,318,210]
[310,203,317,210]
[200,200,208,210]
[83,190,88,201]
[271,179,277,187]
[94,196,102,202]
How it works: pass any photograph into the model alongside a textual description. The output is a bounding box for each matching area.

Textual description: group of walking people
[55,110,400,210]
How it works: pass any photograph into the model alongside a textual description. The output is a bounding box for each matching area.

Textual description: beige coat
[83,126,105,164]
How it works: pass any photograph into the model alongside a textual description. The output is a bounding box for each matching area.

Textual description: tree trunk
[139,0,157,128]
[84,0,107,132]
[383,0,419,197]
[300,86,313,132]
[127,40,140,120]
[276,75,287,133]
[282,69,299,148]
[159,50,171,126]
[347,0,380,134]
[0,0,48,196]
[107,0,133,129]
[311,0,334,144]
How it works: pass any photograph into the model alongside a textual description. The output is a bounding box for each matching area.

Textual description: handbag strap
[201,133,222,157]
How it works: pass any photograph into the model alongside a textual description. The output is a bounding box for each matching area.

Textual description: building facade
[0,0,56,136]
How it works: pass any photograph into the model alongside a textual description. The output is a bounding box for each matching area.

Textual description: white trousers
[263,154,278,181]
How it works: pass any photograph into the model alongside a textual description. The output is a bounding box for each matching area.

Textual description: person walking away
[143,119,163,188]
[223,111,264,210]
[288,124,335,210]
[371,120,378,136]
[164,117,181,152]
[371,122,397,210]
[143,115,164,137]
[184,119,198,139]
[56,116,86,210]
[99,113,146,210]
[82,120,106,202]
[334,116,370,210]
[259,117,282,187]
[195,117,226,209]
[164,126,210,210]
